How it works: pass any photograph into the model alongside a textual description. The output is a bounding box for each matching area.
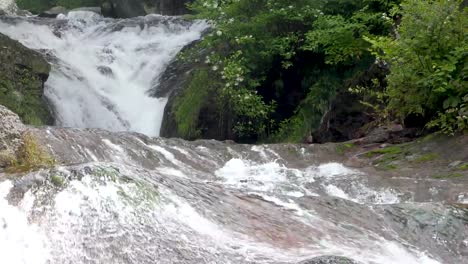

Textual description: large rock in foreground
[0,105,25,166]
[0,33,53,126]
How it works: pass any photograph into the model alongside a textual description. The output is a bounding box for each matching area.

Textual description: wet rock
[298,256,359,264]
[0,0,17,15]
[39,6,68,18]
[449,161,463,168]
[97,65,114,77]
[0,33,53,126]
[70,7,101,14]
[0,105,25,167]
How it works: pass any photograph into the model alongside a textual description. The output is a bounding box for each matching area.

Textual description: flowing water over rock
[0,12,207,136]
[0,11,467,264]
[0,126,466,264]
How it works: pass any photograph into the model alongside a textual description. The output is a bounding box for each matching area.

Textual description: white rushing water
[0,12,207,136]
[0,160,444,264]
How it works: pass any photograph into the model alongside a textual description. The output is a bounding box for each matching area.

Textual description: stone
[38,6,68,18]
[449,161,463,168]
[298,256,359,264]
[0,33,53,126]
[0,105,25,166]
[70,7,101,14]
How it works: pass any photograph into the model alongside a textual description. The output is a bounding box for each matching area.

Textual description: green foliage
[369,0,468,134]
[6,132,56,173]
[16,0,52,13]
[173,69,215,139]
[414,153,439,163]
[457,163,468,171]
[188,0,397,141]
[432,173,464,179]
[335,142,355,155]
[16,0,101,13]
[0,67,51,126]
[364,146,403,157]
[55,0,101,9]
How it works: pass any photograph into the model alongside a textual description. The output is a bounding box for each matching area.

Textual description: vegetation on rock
[170,0,467,143]
[0,33,53,126]
[6,132,55,173]
[16,0,100,13]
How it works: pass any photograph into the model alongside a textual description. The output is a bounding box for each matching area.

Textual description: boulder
[0,105,25,167]
[38,6,68,18]
[0,33,53,126]
[298,256,359,264]
[0,0,17,15]
[70,7,101,14]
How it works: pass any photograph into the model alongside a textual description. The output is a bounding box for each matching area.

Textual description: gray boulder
[70,7,102,15]
[0,33,53,126]
[0,105,25,167]
[298,256,359,264]
[38,6,68,18]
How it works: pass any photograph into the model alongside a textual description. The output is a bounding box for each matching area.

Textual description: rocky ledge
[0,33,53,126]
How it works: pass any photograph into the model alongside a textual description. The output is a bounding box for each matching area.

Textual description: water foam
[0,13,207,136]
[0,181,49,264]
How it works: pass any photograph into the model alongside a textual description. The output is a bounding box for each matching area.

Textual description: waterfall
[0,12,207,136]
[0,10,467,264]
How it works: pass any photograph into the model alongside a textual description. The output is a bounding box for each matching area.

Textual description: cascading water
[0,126,466,264]
[0,10,467,264]
[0,11,207,136]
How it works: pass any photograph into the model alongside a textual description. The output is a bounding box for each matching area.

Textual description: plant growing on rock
[187,0,399,142]
[369,0,468,134]
[6,132,55,173]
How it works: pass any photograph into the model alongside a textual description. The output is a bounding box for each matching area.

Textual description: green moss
[432,173,464,179]
[6,132,56,173]
[16,0,101,13]
[173,69,214,139]
[364,146,403,158]
[457,163,468,171]
[335,142,355,155]
[0,34,52,126]
[380,164,398,170]
[414,153,439,163]
[50,174,65,187]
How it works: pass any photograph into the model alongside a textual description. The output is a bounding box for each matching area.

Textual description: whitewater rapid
[0,12,207,136]
[1,125,466,263]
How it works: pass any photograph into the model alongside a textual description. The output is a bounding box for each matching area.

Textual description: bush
[370,0,468,134]
[188,0,398,141]
[6,132,55,173]
[16,0,101,13]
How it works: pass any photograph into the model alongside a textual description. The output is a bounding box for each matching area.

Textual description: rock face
[0,0,17,15]
[298,256,359,264]
[0,105,25,167]
[101,0,193,18]
[157,40,235,141]
[38,6,68,18]
[0,33,53,126]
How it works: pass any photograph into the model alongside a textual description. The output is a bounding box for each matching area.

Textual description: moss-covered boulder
[0,33,53,126]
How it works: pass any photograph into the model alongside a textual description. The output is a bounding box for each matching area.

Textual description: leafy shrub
[188,0,398,141]
[6,132,55,173]
[369,0,467,134]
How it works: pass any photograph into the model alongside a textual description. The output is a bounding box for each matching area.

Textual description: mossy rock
[6,132,55,173]
[0,33,53,126]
